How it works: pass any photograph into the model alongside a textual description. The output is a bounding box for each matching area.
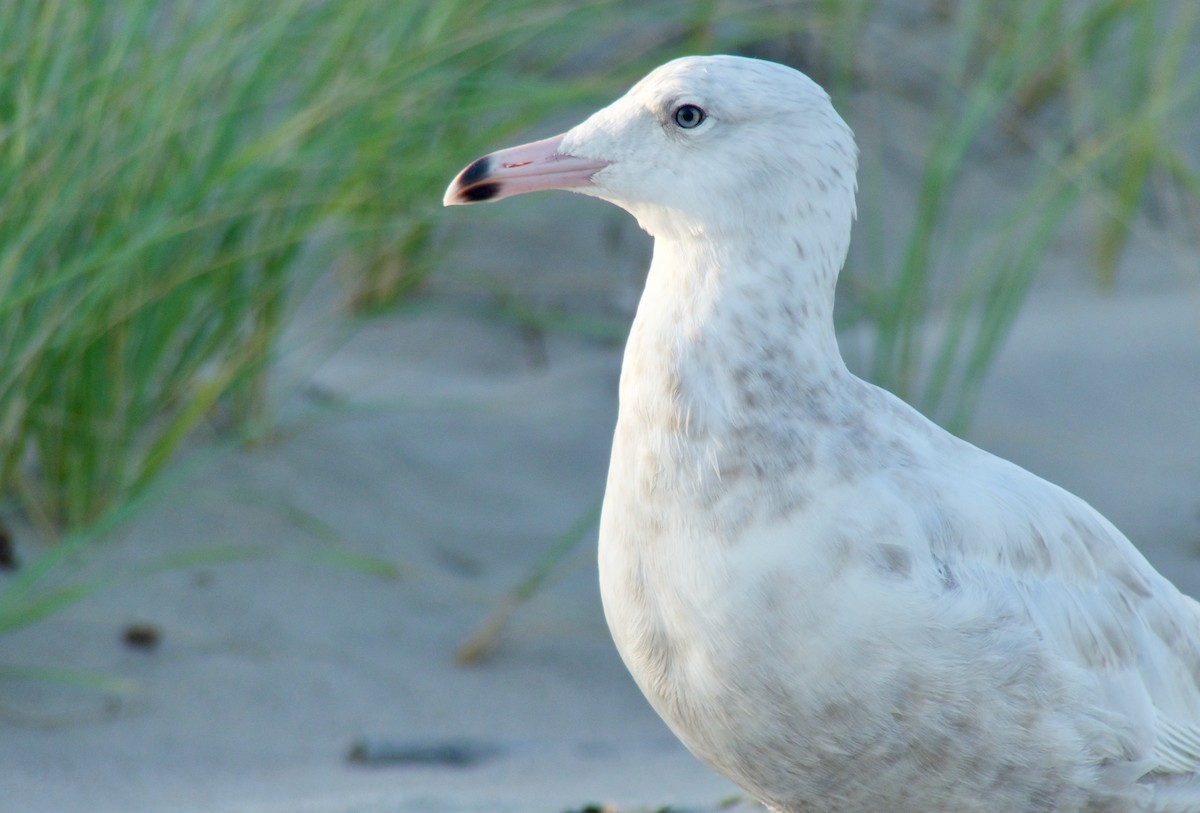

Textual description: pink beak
[443,133,610,206]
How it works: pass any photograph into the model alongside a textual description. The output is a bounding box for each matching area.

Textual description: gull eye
[672,104,706,129]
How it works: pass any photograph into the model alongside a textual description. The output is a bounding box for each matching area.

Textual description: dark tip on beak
[463,182,501,202]
[459,156,491,187]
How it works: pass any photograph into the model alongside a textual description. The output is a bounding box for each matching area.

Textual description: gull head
[444,55,858,244]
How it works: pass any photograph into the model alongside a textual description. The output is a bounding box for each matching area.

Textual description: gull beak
[443,133,610,206]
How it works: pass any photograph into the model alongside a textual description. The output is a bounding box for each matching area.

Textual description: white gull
[444,55,1200,813]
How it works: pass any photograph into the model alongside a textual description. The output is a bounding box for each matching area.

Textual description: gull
[444,55,1200,812]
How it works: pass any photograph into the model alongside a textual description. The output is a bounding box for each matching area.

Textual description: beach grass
[0,0,817,646]
[837,0,1199,429]
[1,2,336,532]
[0,0,770,536]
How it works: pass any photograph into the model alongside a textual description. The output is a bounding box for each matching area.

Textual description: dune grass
[0,0,816,652]
[0,0,756,535]
[0,2,339,532]
[834,0,1200,430]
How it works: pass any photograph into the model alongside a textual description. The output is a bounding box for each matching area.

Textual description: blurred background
[1,2,1198,811]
